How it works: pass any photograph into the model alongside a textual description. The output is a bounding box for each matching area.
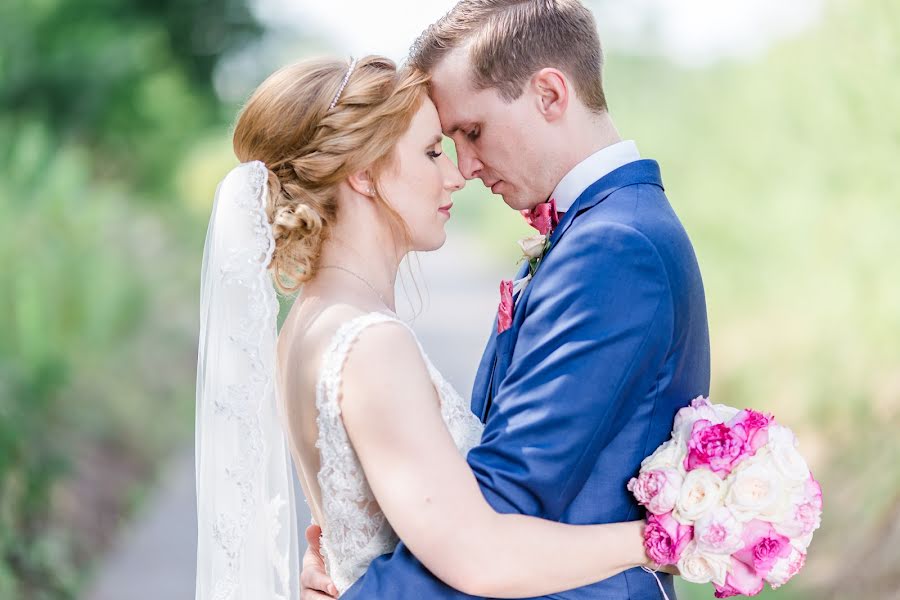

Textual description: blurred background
[1,0,897,598]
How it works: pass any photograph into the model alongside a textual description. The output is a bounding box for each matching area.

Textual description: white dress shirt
[551,140,641,213]
[513,140,641,298]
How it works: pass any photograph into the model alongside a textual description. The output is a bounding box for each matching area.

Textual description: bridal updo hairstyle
[232,56,429,293]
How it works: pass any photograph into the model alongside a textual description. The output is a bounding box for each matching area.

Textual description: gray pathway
[83,224,508,600]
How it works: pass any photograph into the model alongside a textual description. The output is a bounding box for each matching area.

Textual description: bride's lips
[438,201,453,217]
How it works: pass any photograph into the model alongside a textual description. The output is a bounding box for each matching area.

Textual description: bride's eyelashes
[428,149,443,159]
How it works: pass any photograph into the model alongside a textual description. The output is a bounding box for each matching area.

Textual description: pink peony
[767,548,807,589]
[805,475,823,510]
[521,198,559,236]
[751,535,791,572]
[497,280,513,333]
[729,409,772,453]
[691,396,711,409]
[628,469,681,515]
[644,512,694,566]
[714,558,765,597]
[695,507,744,554]
[685,420,749,476]
[795,501,822,536]
[701,522,737,551]
[734,519,791,577]
[776,474,822,538]
[713,581,742,598]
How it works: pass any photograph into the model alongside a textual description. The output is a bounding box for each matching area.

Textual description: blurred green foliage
[0,0,259,190]
[0,0,259,597]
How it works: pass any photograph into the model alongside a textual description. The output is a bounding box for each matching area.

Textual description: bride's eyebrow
[429,134,443,146]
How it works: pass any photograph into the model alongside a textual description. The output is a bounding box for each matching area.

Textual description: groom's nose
[456,147,484,180]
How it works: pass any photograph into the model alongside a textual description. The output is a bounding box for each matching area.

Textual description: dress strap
[316,312,404,418]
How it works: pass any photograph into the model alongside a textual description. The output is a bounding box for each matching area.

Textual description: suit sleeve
[340,221,674,599]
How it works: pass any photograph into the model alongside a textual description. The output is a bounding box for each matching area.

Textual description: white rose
[766,424,810,483]
[748,451,793,523]
[640,438,687,474]
[724,457,781,522]
[676,541,731,586]
[517,234,547,259]
[695,506,745,554]
[758,490,793,524]
[711,403,740,423]
[674,468,724,523]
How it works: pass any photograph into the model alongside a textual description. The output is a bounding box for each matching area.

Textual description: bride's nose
[444,160,465,192]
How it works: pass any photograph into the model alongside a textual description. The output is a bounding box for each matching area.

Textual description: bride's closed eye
[428,149,443,159]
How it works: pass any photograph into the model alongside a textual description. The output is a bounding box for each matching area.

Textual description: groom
[304,1,709,598]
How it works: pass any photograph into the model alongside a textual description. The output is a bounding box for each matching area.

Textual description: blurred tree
[0,1,263,597]
[0,0,260,192]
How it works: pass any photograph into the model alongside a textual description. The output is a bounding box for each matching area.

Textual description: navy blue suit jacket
[341,159,710,599]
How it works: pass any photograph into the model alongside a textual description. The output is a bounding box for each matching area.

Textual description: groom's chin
[500,192,531,212]
[490,184,532,211]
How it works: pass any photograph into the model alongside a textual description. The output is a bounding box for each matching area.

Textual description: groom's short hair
[409,0,607,113]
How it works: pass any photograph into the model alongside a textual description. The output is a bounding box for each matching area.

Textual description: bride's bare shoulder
[340,317,427,387]
[337,319,437,422]
[280,295,401,369]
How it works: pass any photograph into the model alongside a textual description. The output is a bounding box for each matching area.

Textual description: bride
[195,55,668,599]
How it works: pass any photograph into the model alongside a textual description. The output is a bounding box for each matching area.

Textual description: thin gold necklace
[319,265,390,308]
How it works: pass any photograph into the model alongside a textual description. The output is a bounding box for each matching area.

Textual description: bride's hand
[300,524,339,599]
[648,562,680,576]
[636,520,680,577]
[659,563,680,576]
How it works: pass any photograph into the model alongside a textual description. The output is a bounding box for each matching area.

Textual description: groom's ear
[531,67,569,122]
[347,170,376,198]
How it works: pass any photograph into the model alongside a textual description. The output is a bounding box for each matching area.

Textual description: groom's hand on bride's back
[301,524,338,599]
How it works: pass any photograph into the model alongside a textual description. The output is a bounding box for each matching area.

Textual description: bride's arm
[339,323,655,599]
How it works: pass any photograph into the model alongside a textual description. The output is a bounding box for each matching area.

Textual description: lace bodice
[314,312,484,593]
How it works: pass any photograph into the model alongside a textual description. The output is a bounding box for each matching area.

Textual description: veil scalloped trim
[195,161,299,600]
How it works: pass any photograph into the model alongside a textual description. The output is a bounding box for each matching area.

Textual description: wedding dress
[196,161,483,599]
[313,311,484,593]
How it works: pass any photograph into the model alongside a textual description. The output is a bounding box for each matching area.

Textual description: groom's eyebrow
[444,122,465,136]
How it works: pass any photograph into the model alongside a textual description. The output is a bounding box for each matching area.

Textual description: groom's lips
[487,180,503,193]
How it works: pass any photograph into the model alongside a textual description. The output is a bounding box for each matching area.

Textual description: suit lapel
[511,159,664,321]
[470,324,497,420]
[550,159,664,247]
[474,160,664,422]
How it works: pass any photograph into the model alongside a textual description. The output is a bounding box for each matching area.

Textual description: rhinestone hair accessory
[329,57,358,110]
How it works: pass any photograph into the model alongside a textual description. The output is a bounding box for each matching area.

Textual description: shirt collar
[551,140,641,213]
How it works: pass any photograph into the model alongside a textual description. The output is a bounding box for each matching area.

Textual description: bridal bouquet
[628,398,822,597]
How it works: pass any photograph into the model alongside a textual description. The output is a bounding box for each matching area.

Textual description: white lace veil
[195,161,300,600]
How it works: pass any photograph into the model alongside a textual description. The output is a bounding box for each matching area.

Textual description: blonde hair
[232,56,429,293]
[410,0,607,112]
